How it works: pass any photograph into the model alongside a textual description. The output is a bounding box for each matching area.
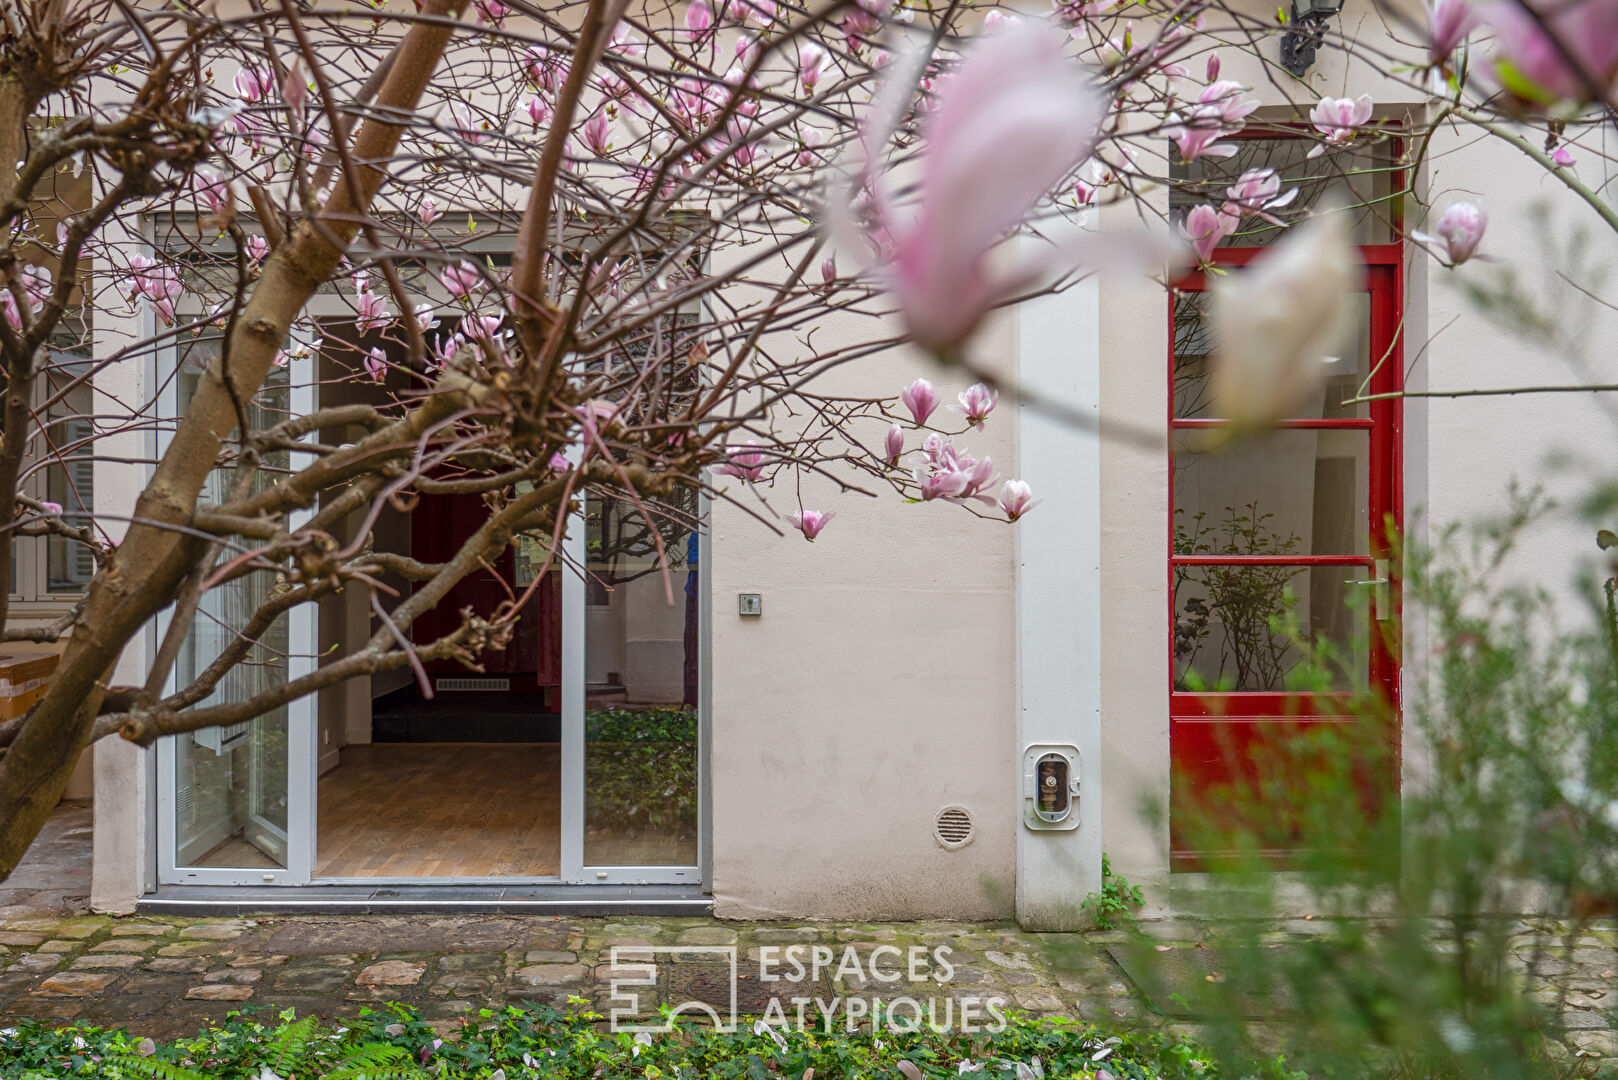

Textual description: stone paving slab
[0,910,1611,1059]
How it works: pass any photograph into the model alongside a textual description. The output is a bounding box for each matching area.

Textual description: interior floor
[316,743,561,878]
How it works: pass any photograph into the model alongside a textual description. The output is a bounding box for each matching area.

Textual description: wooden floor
[316,743,560,878]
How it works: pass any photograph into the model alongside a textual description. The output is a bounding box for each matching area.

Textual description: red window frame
[1166,157,1406,872]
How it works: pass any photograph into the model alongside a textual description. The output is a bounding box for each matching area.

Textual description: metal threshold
[137,883,712,917]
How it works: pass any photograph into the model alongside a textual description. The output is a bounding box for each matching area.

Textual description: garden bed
[0,1001,1292,1080]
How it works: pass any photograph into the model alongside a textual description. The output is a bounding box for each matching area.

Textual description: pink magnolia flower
[999,479,1041,521]
[884,422,905,466]
[281,61,308,114]
[1206,51,1221,81]
[900,378,939,427]
[983,10,1021,33]
[856,24,1104,355]
[579,400,618,440]
[610,21,645,58]
[737,0,777,24]
[549,452,570,471]
[474,0,510,24]
[843,5,881,40]
[234,65,274,103]
[446,104,488,145]
[716,440,766,482]
[440,261,481,299]
[1221,167,1298,222]
[412,302,439,336]
[1179,204,1237,264]
[356,289,389,332]
[1308,95,1374,156]
[1166,82,1258,163]
[1416,201,1487,265]
[580,111,613,156]
[1426,0,1481,64]
[272,349,289,368]
[419,196,444,226]
[1483,0,1618,107]
[526,47,560,91]
[1074,179,1096,205]
[799,43,827,92]
[1208,209,1357,428]
[1552,144,1577,167]
[685,0,714,38]
[820,255,837,285]
[524,96,551,130]
[364,346,387,382]
[245,235,269,262]
[195,169,229,216]
[466,313,505,341]
[128,254,159,298]
[0,291,18,331]
[913,434,998,504]
[38,500,63,516]
[953,382,998,429]
[20,264,50,309]
[786,509,835,541]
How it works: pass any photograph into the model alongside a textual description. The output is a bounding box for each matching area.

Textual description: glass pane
[1169,135,1404,247]
[1174,564,1369,692]
[1174,429,1369,558]
[584,491,700,867]
[1173,290,1372,420]
[172,342,294,870]
[43,362,95,594]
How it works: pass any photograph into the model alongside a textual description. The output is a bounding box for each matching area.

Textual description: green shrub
[0,1000,1298,1080]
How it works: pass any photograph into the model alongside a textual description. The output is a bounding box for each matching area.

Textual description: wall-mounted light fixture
[1280,0,1345,76]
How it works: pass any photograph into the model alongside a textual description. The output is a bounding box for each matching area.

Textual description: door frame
[154,338,320,886]
[1167,242,1405,872]
[557,481,708,886]
[151,314,710,888]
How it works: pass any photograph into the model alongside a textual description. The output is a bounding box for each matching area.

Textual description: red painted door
[1168,247,1403,870]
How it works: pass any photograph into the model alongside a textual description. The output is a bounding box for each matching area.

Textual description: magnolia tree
[0,0,1611,878]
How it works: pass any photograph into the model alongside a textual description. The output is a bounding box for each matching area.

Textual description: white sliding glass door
[156,341,317,885]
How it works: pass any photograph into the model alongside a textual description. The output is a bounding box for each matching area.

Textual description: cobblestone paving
[0,912,1612,1060]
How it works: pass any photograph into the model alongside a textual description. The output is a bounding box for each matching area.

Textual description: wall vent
[436,677,510,692]
[175,784,193,816]
[934,805,975,850]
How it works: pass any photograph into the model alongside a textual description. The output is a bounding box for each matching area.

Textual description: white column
[1014,234,1103,929]
[89,210,155,913]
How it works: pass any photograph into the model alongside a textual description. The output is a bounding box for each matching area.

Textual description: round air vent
[934,805,975,850]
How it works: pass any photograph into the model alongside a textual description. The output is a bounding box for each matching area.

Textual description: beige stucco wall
[709,299,1019,920]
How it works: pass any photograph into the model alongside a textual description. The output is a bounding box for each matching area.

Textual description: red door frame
[1167,239,1405,871]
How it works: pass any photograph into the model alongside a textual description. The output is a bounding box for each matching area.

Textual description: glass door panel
[579,490,701,873]
[158,341,315,884]
[1167,255,1401,871]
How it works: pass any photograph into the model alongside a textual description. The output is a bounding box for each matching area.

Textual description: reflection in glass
[1173,290,1372,420]
[172,346,294,869]
[1174,429,1369,558]
[1174,565,1368,692]
[584,491,700,867]
[1169,136,1404,247]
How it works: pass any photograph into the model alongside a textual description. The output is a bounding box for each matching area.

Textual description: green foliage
[1168,492,1618,1079]
[0,1000,1299,1080]
[1081,854,1147,930]
[585,707,699,837]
